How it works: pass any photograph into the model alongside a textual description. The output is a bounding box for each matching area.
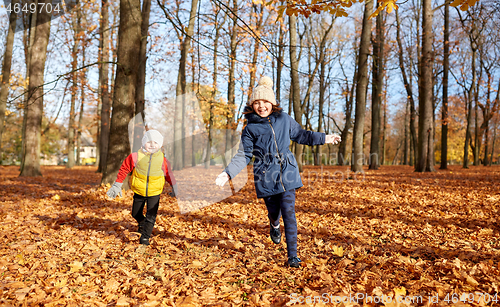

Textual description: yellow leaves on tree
[195,84,237,130]
[370,0,398,19]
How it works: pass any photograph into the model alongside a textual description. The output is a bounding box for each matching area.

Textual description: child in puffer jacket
[107,129,177,246]
[215,76,341,268]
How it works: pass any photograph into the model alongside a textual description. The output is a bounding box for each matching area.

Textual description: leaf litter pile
[0,165,499,306]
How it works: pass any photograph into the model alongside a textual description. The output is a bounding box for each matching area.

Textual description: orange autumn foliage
[0,165,499,305]
[268,0,479,19]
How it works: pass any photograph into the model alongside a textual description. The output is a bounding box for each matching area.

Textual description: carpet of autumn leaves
[0,165,499,306]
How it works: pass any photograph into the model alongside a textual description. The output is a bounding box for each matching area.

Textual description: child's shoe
[288,257,301,268]
[270,223,281,244]
[139,235,150,246]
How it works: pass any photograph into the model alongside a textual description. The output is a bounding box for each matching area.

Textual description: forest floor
[0,165,499,306]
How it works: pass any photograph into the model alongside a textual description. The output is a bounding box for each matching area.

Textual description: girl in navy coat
[215,76,341,267]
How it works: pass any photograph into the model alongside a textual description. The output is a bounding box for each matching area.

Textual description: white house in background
[40,154,59,166]
[79,130,97,165]
[51,130,97,165]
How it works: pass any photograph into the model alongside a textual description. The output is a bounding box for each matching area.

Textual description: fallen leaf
[14,287,30,301]
[116,296,130,307]
[104,278,120,292]
[191,260,204,268]
[333,245,344,257]
[69,261,83,272]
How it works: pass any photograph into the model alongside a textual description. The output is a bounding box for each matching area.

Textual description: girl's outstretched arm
[218,128,254,183]
[288,115,326,146]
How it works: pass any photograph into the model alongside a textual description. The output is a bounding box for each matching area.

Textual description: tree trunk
[67,2,82,169]
[205,9,224,168]
[173,0,199,170]
[338,55,356,166]
[432,64,437,167]
[77,14,87,159]
[135,0,151,118]
[484,78,500,165]
[276,20,285,104]
[0,0,17,158]
[409,90,418,166]
[96,79,101,166]
[403,101,409,165]
[396,10,418,167]
[21,4,38,172]
[369,4,384,170]
[473,73,480,165]
[191,52,196,166]
[382,99,387,165]
[463,98,472,168]
[483,108,489,165]
[392,140,402,165]
[301,19,333,119]
[325,84,333,164]
[481,73,491,165]
[101,0,142,184]
[440,1,449,169]
[306,18,334,166]
[490,116,497,166]
[416,0,435,172]
[305,25,312,134]
[225,0,237,162]
[315,59,326,166]
[76,49,86,166]
[132,0,151,152]
[289,15,303,172]
[76,104,83,166]
[109,8,118,97]
[410,131,414,166]
[351,0,373,173]
[20,0,51,177]
[463,49,476,169]
[97,0,111,173]
[416,0,423,165]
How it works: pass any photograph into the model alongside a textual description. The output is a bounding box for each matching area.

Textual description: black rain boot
[139,220,155,246]
[137,220,146,235]
[139,235,150,245]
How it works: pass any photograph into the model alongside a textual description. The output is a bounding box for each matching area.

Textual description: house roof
[81,130,95,147]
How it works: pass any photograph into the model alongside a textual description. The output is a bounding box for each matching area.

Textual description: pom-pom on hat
[249,76,276,106]
[142,129,164,148]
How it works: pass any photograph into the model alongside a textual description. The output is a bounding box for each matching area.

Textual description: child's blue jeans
[263,189,297,259]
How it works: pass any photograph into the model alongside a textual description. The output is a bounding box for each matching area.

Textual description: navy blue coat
[224,106,325,198]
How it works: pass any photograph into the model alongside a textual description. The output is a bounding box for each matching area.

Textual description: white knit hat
[142,129,164,148]
[249,76,276,106]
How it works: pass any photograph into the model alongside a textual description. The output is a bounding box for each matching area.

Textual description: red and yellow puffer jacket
[116,149,176,197]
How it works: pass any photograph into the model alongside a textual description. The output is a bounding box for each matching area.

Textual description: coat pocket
[287,154,297,168]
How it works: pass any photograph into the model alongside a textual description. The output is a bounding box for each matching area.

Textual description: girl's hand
[325,134,342,145]
[215,172,230,187]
